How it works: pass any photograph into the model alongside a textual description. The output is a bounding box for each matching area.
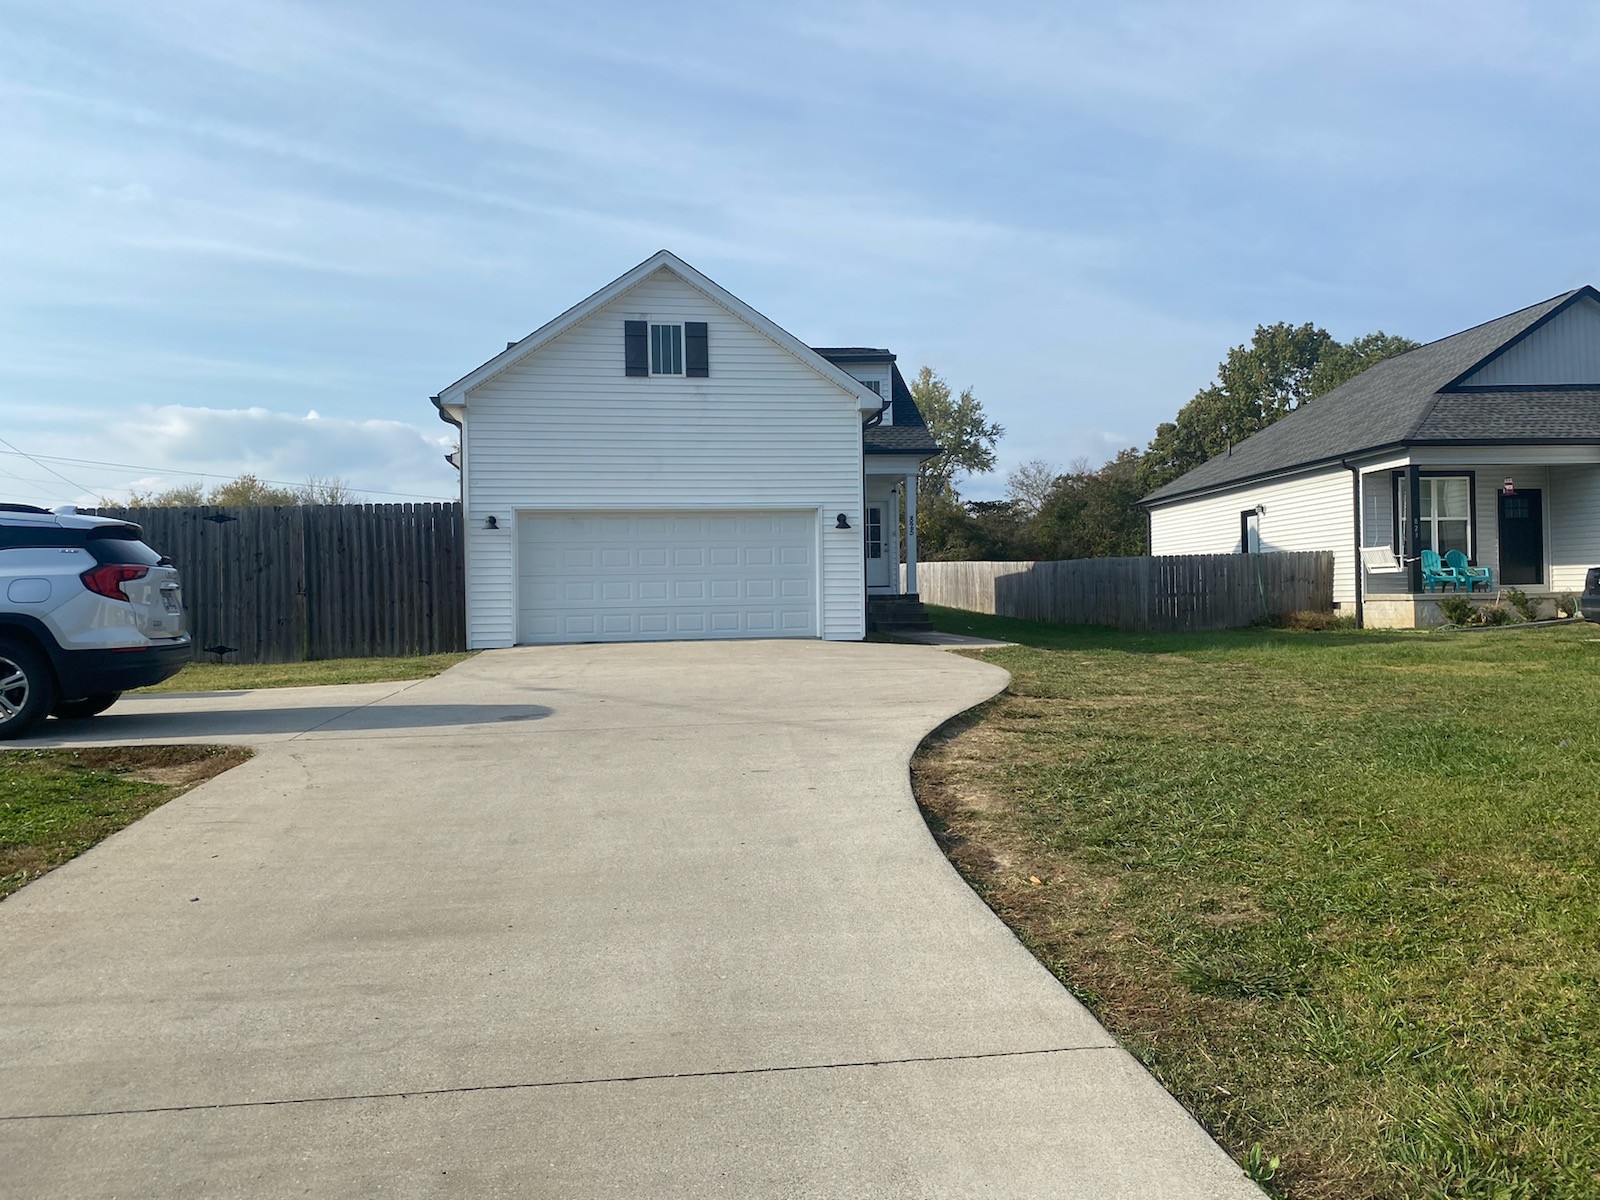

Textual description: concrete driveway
[1,641,1258,1198]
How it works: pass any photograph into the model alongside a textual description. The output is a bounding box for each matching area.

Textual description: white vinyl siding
[1546,466,1600,591]
[460,267,864,647]
[839,364,892,422]
[1458,296,1600,387]
[1148,467,1357,605]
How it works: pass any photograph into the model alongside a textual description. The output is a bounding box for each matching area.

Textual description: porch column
[904,473,919,595]
[1406,464,1423,593]
[888,483,902,595]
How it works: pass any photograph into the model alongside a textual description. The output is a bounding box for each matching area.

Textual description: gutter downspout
[1342,459,1364,629]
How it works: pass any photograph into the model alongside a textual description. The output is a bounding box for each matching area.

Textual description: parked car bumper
[1583,597,1600,623]
[53,636,193,698]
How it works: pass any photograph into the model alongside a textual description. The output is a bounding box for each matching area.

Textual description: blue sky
[3,0,1599,505]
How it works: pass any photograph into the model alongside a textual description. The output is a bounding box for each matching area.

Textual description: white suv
[0,504,192,739]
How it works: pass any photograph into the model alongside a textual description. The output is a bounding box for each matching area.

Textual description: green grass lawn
[139,652,474,693]
[0,746,250,899]
[913,606,1600,1200]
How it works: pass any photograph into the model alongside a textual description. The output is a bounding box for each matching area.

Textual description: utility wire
[0,447,456,503]
[0,436,95,496]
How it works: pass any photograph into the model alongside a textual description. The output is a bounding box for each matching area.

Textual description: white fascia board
[436,250,882,413]
[864,454,934,474]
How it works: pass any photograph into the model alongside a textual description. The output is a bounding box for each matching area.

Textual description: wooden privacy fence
[910,552,1335,633]
[86,504,466,663]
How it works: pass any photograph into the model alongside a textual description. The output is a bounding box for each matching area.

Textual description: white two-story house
[431,250,939,647]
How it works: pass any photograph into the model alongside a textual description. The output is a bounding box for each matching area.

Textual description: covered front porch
[864,459,921,598]
[1356,448,1600,627]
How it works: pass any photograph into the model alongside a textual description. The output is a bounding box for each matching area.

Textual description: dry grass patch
[1,745,250,899]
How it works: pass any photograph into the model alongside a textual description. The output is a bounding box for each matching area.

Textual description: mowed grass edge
[912,606,1600,1200]
[139,652,475,693]
[1,746,251,899]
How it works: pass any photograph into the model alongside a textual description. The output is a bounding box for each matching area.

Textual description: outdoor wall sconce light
[1254,504,1266,517]
[484,515,500,529]
[835,513,851,529]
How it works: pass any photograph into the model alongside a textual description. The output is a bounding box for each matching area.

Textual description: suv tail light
[81,563,149,601]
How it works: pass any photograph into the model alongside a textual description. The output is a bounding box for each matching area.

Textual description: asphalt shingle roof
[1142,288,1593,504]
[812,349,941,457]
[1413,390,1600,440]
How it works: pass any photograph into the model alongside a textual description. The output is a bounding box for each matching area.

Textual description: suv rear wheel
[0,637,56,740]
[52,692,122,720]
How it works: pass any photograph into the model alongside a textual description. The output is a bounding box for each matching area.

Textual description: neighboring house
[1141,286,1600,627]
[431,250,939,647]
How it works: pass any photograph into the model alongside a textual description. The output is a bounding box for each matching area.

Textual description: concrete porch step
[867,594,934,633]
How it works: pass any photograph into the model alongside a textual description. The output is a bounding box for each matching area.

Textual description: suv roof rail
[0,503,53,515]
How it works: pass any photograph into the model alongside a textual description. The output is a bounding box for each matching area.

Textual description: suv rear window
[86,527,163,566]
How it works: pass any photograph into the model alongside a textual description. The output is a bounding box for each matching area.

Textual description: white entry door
[865,505,891,590]
[517,511,817,644]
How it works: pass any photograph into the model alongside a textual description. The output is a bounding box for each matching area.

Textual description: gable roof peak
[434,250,882,412]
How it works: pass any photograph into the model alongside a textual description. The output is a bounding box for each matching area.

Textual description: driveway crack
[3,1044,1117,1123]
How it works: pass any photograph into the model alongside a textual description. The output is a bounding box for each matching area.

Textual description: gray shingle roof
[863,424,940,454]
[1142,288,1593,505]
[812,349,941,457]
[1412,389,1600,440]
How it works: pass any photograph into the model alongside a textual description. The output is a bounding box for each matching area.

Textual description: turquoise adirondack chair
[1421,549,1467,592]
[1445,549,1492,592]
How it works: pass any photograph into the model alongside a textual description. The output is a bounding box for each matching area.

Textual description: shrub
[1268,610,1356,632]
[1438,595,1475,626]
[1558,593,1579,618]
[1504,588,1539,622]
[1479,604,1514,626]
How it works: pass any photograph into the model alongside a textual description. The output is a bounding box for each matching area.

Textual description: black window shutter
[685,321,709,377]
[624,320,648,376]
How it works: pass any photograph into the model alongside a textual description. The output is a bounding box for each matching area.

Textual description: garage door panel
[517,510,817,644]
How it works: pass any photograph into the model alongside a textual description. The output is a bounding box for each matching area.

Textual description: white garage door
[516,511,818,644]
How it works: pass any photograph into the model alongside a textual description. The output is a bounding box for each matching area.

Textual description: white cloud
[69,405,462,504]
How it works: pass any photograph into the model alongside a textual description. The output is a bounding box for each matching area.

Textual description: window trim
[649,322,684,376]
[1392,470,1477,560]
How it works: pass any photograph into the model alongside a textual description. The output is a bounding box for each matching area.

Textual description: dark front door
[1498,489,1544,585]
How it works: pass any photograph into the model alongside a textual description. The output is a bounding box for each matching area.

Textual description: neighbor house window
[863,379,881,395]
[650,324,683,375]
[1401,475,1472,556]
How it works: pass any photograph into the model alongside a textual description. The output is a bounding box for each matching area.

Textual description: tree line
[913,323,1419,561]
[103,474,358,507]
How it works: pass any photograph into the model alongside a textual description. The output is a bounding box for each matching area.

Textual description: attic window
[864,380,881,395]
[650,324,683,376]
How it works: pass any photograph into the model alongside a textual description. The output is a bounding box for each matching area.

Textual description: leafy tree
[1137,323,1418,494]
[910,366,1004,497]
[1004,459,1060,516]
[115,481,206,507]
[103,474,360,507]
[1036,448,1148,558]
[1307,331,1420,397]
[207,473,305,506]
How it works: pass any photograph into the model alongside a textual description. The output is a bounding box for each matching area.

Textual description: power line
[0,448,457,503]
[0,462,83,503]
[0,436,95,496]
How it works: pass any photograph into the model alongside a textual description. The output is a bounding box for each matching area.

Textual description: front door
[1498,489,1544,586]
[865,506,891,590]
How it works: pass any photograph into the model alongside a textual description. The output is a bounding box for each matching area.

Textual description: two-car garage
[515,511,818,644]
